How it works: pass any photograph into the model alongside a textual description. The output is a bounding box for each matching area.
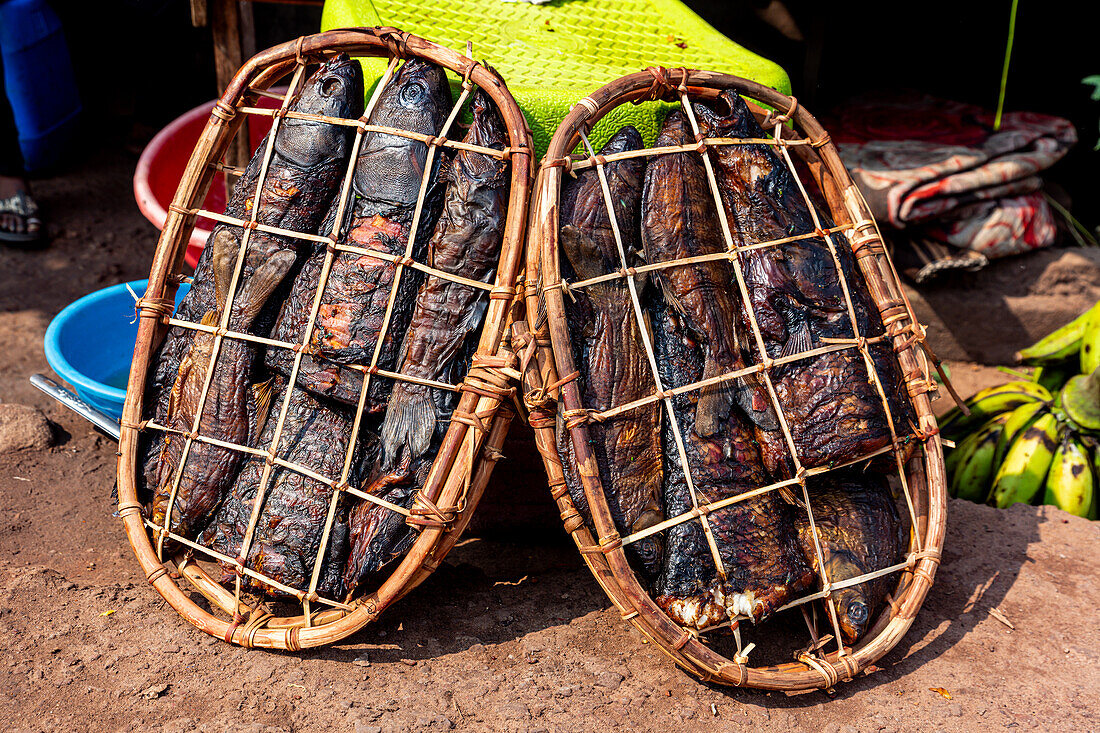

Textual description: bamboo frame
[116,27,533,650]
[521,68,948,690]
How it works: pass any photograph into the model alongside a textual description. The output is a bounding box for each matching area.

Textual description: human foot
[0,176,42,243]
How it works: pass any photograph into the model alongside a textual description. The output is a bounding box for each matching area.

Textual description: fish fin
[234,250,296,326]
[167,353,192,418]
[656,274,688,318]
[734,374,781,432]
[779,314,813,360]
[560,225,609,282]
[777,485,804,508]
[695,352,736,437]
[210,229,240,313]
[629,246,649,293]
[380,383,437,471]
[251,378,275,440]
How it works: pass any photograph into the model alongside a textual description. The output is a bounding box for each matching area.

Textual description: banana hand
[993,401,1049,470]
[940,381,1051,440]
[990,412,1060,508]
[951,415,1008,503]
[1043,435,1095,518]
[1017,301,1099,365]
[1081,305,1100,377]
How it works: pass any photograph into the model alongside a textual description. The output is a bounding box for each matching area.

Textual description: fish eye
[321,77,343,96]
[399,81,427,105]
[846,601,868,624]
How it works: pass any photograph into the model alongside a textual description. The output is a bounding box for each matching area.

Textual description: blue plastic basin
[44,280,190,420]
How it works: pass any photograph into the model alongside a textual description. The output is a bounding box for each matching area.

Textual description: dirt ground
[1,150,1098,732]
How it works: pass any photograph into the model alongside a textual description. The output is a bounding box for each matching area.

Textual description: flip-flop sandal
[0,190,43,243]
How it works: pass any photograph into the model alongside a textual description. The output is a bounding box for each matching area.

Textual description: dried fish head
[275,53,364,169]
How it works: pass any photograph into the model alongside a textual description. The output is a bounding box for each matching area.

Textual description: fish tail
[380,382,436,471]
[233,249,296,327]
[695,350,737,437]
[210,229,240,313]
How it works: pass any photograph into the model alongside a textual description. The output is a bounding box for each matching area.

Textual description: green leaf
[1083,75,1100,101]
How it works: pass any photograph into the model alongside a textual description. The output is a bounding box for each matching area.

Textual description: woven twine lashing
[114,27,533,650]
[521,67,950,691]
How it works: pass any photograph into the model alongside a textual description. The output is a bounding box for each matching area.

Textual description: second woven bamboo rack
[116,27,533,650]
[518,67,951,690]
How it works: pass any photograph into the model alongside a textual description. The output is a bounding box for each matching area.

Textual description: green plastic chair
[321,0,789,156]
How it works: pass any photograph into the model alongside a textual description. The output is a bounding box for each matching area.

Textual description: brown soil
[1,150,1098,732]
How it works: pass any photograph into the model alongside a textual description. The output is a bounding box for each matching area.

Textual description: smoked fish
[266,59,452,409]
[379,87,509,473]
[639,111,779,449]
[146,236,295,548]
[652,296,813,629]
[555,125,664,577]
[342,462,431,596]
[202,380,376,599]
[695,90,913,471]
[794,472,904,643]
[141,55,362,497]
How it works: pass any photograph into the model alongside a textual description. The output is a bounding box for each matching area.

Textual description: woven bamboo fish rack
[516,68,951,690]
[116,27,532,650]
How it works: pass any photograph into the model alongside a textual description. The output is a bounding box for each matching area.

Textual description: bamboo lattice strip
[742,104,915,653]
[769,118,925,554]
[213,162,248,177]
[333,242,497,291]
[550,223,855,292]
[193,209,333,245]
[302,54,477,614]
[588,334,887,423]
[156,62,311,560]
[235,106,511,161]
[160,317,461,394]
[141,520,352,609]
[617,442,898,548]
[232,55,400,618]
[562,134,820,173]
[675,90,850,650]
[578,128,732,584]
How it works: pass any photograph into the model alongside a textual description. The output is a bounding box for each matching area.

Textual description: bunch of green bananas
[940,301,1100,519]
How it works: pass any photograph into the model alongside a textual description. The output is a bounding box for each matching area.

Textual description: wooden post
[210,0,250,181]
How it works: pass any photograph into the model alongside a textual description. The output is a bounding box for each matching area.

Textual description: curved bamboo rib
[526,67,948,690]
[117,27,532,649]
[549,223,855,292]
[157,320,461,392]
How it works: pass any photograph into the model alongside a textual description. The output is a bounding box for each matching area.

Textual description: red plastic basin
[133,93,283,269]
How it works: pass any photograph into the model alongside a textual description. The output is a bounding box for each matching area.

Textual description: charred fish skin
[147,236,295,549]
[651,297,813,629]
[342,459,431,597]
[794,472,903,644]
[141,55,363,497]
[695,90,913,470]
[379,87,510,474]
[203,380,364,599]
[640,111,778,444]
[554,125,664,578]
[266,59,452,409]
[150,55,363,394]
